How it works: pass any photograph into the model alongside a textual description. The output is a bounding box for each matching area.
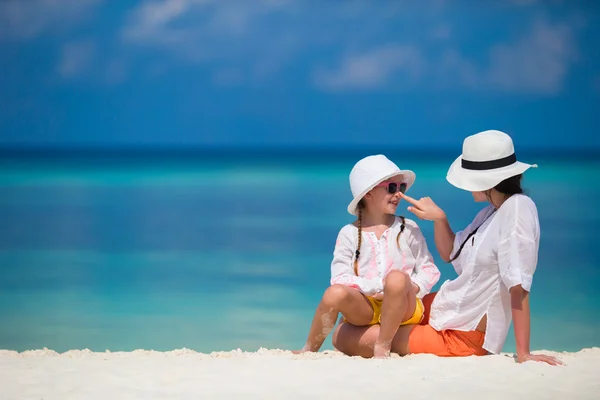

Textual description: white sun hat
[446,130,537,192]
[347,154,416,216]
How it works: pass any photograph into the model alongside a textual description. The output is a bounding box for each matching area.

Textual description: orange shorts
[407,293,489,357]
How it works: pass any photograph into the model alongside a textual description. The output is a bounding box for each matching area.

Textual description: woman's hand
[399,192,447,222]
[517,352,565,366]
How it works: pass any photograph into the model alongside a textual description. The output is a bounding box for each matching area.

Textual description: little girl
[294,154,440,358]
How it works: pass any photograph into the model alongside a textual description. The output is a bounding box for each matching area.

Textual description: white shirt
[330,217,441,298]
[429,194,540,354]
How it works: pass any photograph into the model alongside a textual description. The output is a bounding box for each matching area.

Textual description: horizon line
[1,145,599,154]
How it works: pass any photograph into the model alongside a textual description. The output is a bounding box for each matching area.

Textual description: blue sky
[1,0,599,150]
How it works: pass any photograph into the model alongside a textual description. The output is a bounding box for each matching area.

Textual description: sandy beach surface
[1,347,598,399]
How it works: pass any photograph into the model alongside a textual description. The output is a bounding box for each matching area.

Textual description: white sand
[1,347,599,399]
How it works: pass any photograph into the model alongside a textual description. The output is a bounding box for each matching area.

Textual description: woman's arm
[498,196,563,365]
[510,285,563,365]
[433,217,455,263]
[399,193,455,262]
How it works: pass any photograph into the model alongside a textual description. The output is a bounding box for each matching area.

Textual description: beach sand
[1,347,598,399]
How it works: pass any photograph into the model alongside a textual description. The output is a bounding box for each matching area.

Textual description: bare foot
[291,349,309,354]
[373,342,391,359]
[292,345,314,354]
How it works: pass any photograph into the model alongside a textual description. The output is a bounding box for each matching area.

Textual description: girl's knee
[322,284,352,307]
[384,270,410,293]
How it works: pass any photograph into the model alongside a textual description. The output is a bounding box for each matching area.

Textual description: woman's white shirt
[429,194,540,354]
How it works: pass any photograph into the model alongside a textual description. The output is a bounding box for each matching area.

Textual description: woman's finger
[398,192,420,206]
[544,355,564,366]
[537,355,557,366]
[407,206,426,219]
[529,354,564,366]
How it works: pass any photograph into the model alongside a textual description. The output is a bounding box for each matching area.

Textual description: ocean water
[0,150,598,354]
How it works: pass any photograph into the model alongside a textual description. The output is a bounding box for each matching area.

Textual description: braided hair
[353,204,363,276]
[353,207,407,275]
[395,215,406,248]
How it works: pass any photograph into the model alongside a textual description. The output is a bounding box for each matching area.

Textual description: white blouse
[429,194,540,354]
[330,217,441,298]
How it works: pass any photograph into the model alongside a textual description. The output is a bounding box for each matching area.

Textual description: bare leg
[293,285,374,353]
[374,270,415,358]
[332,321,414,358]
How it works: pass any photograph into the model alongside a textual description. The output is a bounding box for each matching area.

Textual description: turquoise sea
[0,150,598,354]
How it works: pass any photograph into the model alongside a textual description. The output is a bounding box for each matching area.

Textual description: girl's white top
[429,194,540,354]
[330,216,440,298]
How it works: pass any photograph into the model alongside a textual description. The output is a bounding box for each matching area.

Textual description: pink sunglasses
[375,181,407,194]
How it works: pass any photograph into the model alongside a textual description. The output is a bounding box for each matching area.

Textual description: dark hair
[494,174,524,196]
[448,174,525,263]
[353,202,363,275]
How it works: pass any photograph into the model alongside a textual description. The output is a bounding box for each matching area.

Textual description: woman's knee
[384,270,410,294]
[322,284,353,308]
[331,323,345,351]
[332,322,378,357]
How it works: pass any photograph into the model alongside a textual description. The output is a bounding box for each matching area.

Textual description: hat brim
[347,170,416,216]
[446,155,537,192]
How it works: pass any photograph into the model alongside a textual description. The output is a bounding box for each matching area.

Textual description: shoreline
[1,346,599,358]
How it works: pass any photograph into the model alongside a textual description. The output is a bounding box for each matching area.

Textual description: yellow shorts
[343,296,425,326]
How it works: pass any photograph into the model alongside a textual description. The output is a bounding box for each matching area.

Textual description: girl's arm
[330,227,382,296]
[511,284,563,365]
[405,220,441,298]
